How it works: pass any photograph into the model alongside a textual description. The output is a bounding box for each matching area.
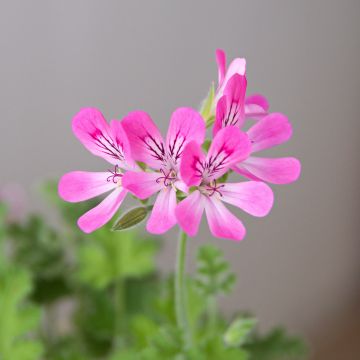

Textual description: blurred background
[1,1,360,358]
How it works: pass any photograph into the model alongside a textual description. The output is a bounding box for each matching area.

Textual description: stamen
[206,180,225,197]
[107,165,123,184]
[156,168,177,187]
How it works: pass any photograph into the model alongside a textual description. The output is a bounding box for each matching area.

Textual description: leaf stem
[175,230,191,347]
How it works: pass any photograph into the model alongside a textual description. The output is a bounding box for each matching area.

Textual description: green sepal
[200,82,215,124]
[112,206,152,231]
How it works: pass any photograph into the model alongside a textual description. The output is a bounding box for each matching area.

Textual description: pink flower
[214,73,301,184]
[175,126,274,241]
[214,49,269,121]
[58,108,136,233]
[121,108,205,234]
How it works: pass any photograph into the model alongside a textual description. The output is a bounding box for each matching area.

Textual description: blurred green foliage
[0,182,307,359]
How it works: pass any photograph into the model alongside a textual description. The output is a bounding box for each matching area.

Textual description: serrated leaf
[224,317,257,347]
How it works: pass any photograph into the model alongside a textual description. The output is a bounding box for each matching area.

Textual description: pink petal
[206,126,251,181]
[165,107,205,167]
[175,190,205,237]
[109,120,136,169]
[204,196,246,241]
[146,187,177,234]
[121,111,165,169]
[245,94,269,120]
[247,112,292,153]
[233,156,301,184]
[179,141,205,186]
[58,171,117,203]
[217,57,246,99]
[72,108,126,165]
[121,171,162,199]
[220,181,274,217]
[216,49,226,87]
[78,188,127,233]
[213,74,247,136]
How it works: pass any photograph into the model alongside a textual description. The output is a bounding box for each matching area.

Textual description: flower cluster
[59,49,300,241]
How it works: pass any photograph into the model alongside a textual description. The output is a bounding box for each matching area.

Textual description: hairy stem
[175,230,191,347]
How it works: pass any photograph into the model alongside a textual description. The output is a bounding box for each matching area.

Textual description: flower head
[176,126,274,241]
[58,108,135,233]
[121,108,205,234]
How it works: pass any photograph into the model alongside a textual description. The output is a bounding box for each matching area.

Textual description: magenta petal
[245,94,269,120]
[58,171,117,203]
[214,74,247,136]
[122,171,162,199]
[247,112,292,153]
[233,156,301,184]
[166,107,205,166]
[204,196,246,241]
[121,111,165,169]
[216,49,226,87]
[179,141,205,186]
[207,127,251,181]
[146,187,177,234]
[109,120,136,169]
[221,181,274,217]
[72,108,125,165]
[78,188,127,233]
[175,190,205,237]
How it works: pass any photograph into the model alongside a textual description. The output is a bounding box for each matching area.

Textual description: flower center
[201,180,224,197]
[156,168,177,187]
[107,165,123,184]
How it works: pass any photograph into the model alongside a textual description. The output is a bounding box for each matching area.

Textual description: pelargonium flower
[214,70,301,184]
[175,126,274,241]
[121,108,205,234]
[58,108,136,233]
[214,49,269,121]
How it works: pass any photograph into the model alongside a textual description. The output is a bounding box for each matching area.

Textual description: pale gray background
[1,1,360,357]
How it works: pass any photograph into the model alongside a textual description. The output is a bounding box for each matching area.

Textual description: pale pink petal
[146,187,177,234]
[220,181,274,217]
[174,180,189,194]
[121,171,162,199]
[58,171,117,203]
[165,107,205,168]
[206,126,251,181]
[217,57,246,97]
[109,120,136,169]
[175,190,205,237]
[78,188,127,233]
[204,196,246,241]
[233,156,301,184]
[245,94,269,120]
[216,49,226,87]
[121,111,165,169]
[247,112,292,153]
[179,141,206,186]
[72,108,125,165]
[213,74,247,135]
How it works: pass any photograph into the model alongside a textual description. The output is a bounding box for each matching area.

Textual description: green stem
[113,276,124,350]
[208,295,217,335]
[175,230,191,347]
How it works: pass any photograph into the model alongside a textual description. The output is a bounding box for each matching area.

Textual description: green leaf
[77,228,160,288]
[195,244,236,298]
[245,327,307,360]
[112,207,150,231]
[224,317,257,347]
[0,264,43,360]
[200,82,215,123]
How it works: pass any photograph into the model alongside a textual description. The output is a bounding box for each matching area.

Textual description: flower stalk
[175,230,191,348]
